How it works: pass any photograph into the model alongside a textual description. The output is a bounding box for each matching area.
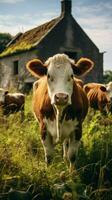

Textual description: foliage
[0,33,12,53]
[103,70,112,84]
[0,95,112,199]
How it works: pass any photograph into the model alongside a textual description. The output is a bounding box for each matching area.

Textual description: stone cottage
[0,0,103,91]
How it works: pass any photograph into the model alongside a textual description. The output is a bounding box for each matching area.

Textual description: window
[13,60,19,75]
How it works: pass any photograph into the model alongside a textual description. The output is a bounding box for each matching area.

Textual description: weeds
[0,95,112,199]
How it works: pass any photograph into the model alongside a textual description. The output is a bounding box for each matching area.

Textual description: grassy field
[0,93,112,200]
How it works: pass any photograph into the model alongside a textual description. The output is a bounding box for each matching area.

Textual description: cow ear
[26,59,47,78]
[83,85,90,94]
[100,85,107,92]
[72,58,94,76]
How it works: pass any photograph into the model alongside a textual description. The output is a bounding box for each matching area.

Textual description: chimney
[61,0,72,16]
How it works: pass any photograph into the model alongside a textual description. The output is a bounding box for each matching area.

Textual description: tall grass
[0,94,112,199]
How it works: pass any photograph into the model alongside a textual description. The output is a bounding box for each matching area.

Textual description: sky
[0,0,112,71]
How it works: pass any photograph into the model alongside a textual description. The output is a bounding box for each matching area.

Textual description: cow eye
[71,74,73,79]
[47,74,54,82]
[47,73,50,79]
[68,74,73,82]
[67,77,71,82]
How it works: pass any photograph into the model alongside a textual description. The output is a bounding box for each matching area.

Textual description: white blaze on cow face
[46,55,74,106]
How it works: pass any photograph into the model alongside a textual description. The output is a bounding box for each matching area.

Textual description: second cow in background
[83,83,110,113]
[0,88,25,121]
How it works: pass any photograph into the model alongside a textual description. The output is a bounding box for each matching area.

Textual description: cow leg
[63,139,69,162]
[68,138,80,171]
[68,127,82,171]
[42,132,54,165]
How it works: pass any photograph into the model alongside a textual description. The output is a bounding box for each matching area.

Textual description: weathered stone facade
[0,50,37,90]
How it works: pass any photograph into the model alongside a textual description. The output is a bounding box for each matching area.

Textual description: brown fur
[84,83,110,113]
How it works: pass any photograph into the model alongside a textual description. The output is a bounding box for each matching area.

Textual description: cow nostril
[64,95,68,100]
[56,95,59,100]
[55,93,69,105]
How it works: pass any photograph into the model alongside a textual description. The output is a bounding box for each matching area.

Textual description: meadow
[0,93,112,200]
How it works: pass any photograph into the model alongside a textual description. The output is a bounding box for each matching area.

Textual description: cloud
[73,1,112,16]
[0,0,111,70]
[0,0,24,3]
[0,12,57,35]
[72,1,112,70]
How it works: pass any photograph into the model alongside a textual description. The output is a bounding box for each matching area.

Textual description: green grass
[0,94,112,199]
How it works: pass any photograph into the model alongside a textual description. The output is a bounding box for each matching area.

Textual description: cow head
[26,54,94,107]
[0,88,8,105]
[84,83,107,94]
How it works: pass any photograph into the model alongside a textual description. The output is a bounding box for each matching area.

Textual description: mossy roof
[0,17,61,58]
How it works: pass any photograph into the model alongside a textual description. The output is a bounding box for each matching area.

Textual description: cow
[106,81,112,113]
[0,88,25,121]
[26,53,94,171]
[83,83,110,113]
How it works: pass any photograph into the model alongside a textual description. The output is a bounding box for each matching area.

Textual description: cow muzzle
[54,93,69,106]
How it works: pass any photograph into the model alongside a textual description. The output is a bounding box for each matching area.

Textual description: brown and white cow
[26,54,94,170]
[0,88,25,120]
[83,83,110,113]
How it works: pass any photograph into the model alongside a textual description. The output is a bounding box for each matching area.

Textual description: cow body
[0,88,25,120]
[83,83,110,113]
[26,54,94,170]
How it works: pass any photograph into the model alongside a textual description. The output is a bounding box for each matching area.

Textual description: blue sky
[0,0,112,71]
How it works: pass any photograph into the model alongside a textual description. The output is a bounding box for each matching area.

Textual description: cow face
[26,54,94,106]
[0,88,8,105]
[46,56,74,105]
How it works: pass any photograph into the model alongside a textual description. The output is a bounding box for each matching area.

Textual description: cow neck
[59,105,75,123]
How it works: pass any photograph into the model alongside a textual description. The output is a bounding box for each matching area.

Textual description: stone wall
[0,50,37,91]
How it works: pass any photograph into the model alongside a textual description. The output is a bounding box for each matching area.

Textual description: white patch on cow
[45,117,78,144]
[8,93,24,99]
[46,54,74,105]
[106,82,112,98]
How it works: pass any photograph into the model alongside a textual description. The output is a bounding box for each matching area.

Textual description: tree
[103,70,112,83]
[0,33,12,53]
